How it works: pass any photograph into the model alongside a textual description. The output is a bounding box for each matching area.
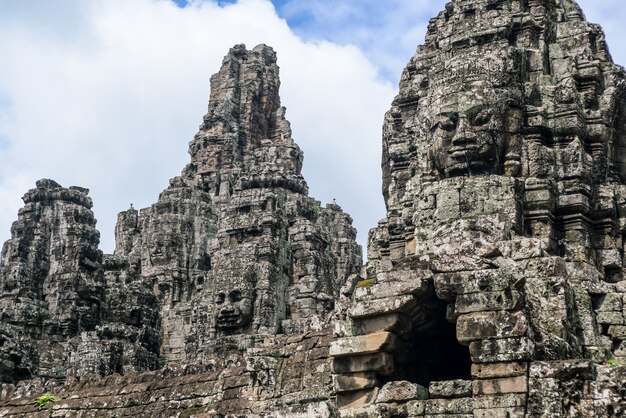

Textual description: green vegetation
[355,278,376,288]
[311,203,321,219]
[606,357,625,367]
[34,393,59,408]
[181,406,205,418]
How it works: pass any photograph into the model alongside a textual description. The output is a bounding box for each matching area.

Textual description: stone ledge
[330,332,398,358]
[428,379,472,399]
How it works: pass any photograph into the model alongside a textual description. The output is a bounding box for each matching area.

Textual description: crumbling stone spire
[0,180,105,379]
[186,44,307,198]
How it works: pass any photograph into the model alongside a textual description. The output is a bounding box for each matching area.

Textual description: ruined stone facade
[2,0,626,417]
[0,45,361,416]
[332,0,626,416]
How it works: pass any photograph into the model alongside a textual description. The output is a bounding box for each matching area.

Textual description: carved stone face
[214,286,253,330]
[430,103,506,178]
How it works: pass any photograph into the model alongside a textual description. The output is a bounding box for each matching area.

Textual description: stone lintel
[457,311,528,343]
[352,313,411,336]
[349,295,416,319]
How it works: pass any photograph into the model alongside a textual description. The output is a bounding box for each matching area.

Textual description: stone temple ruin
[2,0,626,416]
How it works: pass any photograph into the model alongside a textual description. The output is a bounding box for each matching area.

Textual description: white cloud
[275,0,439,82]
[0,0,395,253]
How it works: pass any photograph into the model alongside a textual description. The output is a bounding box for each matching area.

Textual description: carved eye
[215,292,225,304]
[470,109,493,126]
[229,290,242,302]
[432,116,457,132]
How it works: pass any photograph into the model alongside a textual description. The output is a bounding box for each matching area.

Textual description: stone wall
[0,330,335,417]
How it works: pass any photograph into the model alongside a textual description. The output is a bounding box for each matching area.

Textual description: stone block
[428,379,472,398]
[457,311,528,343]
[402,400,426,416]
[423,415,472,418]
[376,380,428,403]
[425,397,473,414]
[435,188,460,220]
[471,362,527,379]
[596,311,625,325]
[528,377,560,398]
[337,405,380,418]
[330,332,398,357]
[353,277,430,301]
[522,257,567,276]
[352,313,411,336]
[350,295,416,319]
[474,407,526,418]
[595,293,623,312]
[434,270,517,301]
[469,337,534,363]
[607,325,626,338]
[472,393,527,409]
[337,388,379,409]
[473,376,528,396]
[333,353,394,375]
[528,360,594,380]
[334,372,377,393]
[429,255,494,274]
[455,291,523,314]
[497,238,546,260]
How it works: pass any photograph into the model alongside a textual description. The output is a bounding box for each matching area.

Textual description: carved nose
[451,119,475,146]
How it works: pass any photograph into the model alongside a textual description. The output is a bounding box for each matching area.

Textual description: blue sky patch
[172,0,237,7]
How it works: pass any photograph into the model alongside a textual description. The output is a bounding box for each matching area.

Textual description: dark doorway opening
[390,298,472,387]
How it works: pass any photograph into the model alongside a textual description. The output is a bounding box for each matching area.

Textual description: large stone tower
[332,0,626,416]
[0,44,362,385]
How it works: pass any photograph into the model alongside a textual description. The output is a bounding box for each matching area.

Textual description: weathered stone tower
[0,45,362,415]
[331,0,626,416]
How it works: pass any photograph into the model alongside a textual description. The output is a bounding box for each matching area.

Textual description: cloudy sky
[0,0,625,254]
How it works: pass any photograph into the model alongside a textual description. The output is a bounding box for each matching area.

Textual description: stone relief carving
[214,270,256,333]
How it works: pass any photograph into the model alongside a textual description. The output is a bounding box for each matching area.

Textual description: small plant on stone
[606,357,625,367]
[311,203,321,219]
[355,278,375,288]
[34,393,59,408]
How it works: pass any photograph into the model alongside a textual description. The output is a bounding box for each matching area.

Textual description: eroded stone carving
[214,270,256,333]
[0,44,362,386]
[334,0,626,416]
